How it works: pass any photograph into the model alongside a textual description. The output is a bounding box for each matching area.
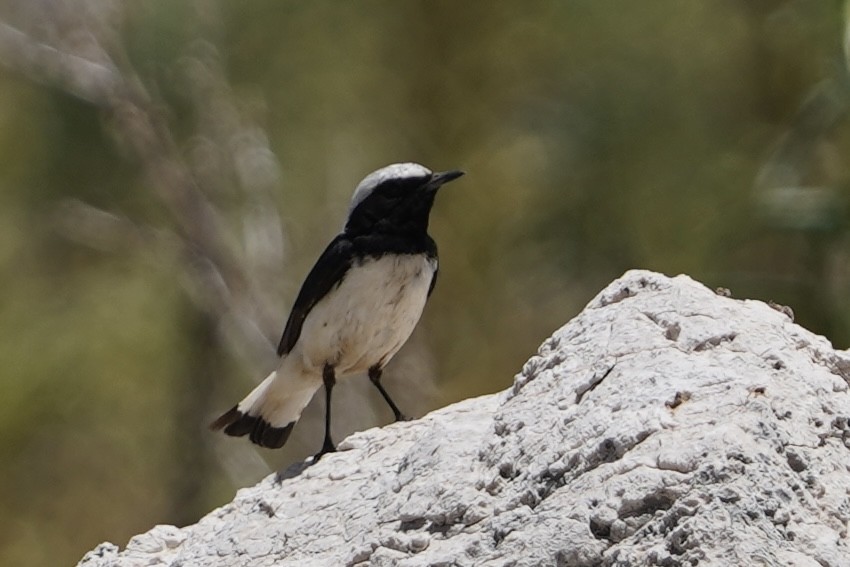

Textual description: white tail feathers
[244,364,322,428]
[235,371,276,416]
[210,358,322,448]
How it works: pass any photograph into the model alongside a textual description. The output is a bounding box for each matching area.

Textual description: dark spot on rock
[619,490,677,519]
[596,438,619,463]
[589,517,611,540]
[599,285,636,306]
[256,501,276,517]
[428,521,452,535]
[697,463,735,484]
[768,300,795,321]
[400,518,426,531]
[716,488,740,503]
[492,527,511,546]
[520,489,540,509]
[575,365,616,404]
[693,332,737,352]
[498,462,517,480]
[665,322,682,341]
[668,528,692,555]
[665,391,691,410]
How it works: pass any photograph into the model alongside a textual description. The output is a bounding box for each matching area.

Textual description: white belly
[294,254,436,376]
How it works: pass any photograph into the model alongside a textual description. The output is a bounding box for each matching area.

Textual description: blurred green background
[2,1,850,565]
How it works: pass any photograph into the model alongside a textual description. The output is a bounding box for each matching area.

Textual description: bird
[210,162,464,458]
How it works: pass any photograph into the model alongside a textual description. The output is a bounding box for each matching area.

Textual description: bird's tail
[210,358,321,449]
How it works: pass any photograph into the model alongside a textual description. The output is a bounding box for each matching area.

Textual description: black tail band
[210,406,295,449]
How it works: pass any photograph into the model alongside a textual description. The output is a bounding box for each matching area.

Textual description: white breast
[295,254,437,377]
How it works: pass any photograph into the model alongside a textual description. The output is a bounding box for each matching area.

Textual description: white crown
[348,163,432,215]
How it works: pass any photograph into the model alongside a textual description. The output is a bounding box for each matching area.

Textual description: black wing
[277,235,354,356]
[427,238,438,297]
[428,261,438,297]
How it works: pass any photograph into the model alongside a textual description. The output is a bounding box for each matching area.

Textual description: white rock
[77,270,850,566]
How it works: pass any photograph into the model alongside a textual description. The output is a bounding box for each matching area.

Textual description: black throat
[345,182,436,237]
[344,184,438,257]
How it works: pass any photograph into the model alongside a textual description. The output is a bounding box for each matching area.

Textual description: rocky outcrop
[78,270,850,566]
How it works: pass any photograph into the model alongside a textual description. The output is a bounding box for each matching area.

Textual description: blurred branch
[0,2,284,491]
[755,78,848,194]
[753,77,848,234]
[0,20,122,104]
[52,198,149,252]
[0,5,282,366]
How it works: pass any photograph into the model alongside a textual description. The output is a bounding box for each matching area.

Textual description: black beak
[429,169,465,189]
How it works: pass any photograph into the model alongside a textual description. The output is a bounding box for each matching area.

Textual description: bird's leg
[368,366,408,422]
[314,364,337,460]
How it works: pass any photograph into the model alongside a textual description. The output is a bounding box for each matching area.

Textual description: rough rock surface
[78,270,850,566]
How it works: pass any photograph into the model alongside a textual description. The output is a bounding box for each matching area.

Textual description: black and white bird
[211,162,464,458]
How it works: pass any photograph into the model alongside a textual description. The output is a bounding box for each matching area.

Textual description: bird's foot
[310,438,337,462]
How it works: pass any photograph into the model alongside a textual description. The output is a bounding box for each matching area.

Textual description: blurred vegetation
[1,1,850,565]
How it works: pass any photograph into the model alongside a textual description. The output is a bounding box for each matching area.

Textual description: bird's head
[344,163,464,236]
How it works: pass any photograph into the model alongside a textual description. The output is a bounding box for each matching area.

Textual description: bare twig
[0,20,122,104]
[0,3,284,489]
